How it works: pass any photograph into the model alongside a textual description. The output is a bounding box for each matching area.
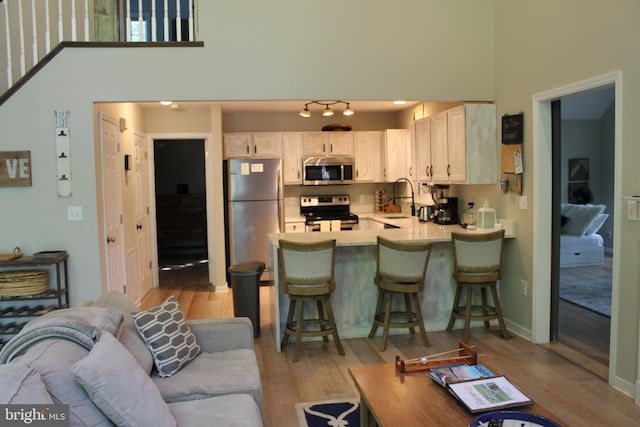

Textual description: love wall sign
[0,151,32,187]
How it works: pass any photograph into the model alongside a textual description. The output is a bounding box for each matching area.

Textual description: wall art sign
[0,151,32,187]
[55,110,72,197]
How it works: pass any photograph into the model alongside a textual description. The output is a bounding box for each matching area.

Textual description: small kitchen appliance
[301,195,359,231]
[433,197,458,225]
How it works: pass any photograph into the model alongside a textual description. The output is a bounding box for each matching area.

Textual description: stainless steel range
[301,195,359,232]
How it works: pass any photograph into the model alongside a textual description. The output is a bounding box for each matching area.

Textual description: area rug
[559,280,611,317]
[296,398,360,427]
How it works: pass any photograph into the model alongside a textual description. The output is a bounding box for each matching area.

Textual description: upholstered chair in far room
[278,239,345,362]
[447,229,510,342]
[368,236,432,351]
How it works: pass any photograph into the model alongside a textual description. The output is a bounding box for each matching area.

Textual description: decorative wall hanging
[55,111,71,197]
[0,151,32,187]
[500,113,524,194]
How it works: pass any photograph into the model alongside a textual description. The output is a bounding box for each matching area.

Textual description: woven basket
[0,270,49,297]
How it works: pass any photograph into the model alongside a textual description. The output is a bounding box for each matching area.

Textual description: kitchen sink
[384,215,409,219]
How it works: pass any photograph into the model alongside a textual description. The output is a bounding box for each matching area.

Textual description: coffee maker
[430,185,458,225]
[434,197,458,224]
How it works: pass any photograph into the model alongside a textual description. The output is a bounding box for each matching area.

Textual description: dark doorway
[153,139,209,287]
[550,86,615,377]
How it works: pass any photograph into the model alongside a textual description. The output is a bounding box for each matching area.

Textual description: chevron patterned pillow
[132,296,201,377]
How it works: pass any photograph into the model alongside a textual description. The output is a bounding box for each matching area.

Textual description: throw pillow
[131,296,201,377]
[560,203,606,236]
[71,332,176,427]
[584,213,608,236]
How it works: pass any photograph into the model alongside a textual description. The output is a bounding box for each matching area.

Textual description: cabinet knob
[136,224,142,230]
[106,236,116,243]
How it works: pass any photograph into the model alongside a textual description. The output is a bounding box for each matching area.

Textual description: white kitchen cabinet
[281,133,303,184]
[354,131,383,182]
[413,117,432,182]
[284,221,306,233]
[430,111,450,182]
[223,132,282,158]
[302,132,354,156]
[383,129,410,182]
[428,104,496,184]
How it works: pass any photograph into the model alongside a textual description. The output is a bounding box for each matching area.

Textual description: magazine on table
[446,375,534,413]
[428,363,495,387]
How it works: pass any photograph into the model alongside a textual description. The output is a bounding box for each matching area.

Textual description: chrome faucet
[393,178,416,216]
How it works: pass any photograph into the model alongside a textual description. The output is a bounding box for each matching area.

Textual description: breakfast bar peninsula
[267,216,515,352]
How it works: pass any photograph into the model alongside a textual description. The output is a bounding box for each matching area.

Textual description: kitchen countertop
[272,212,514,247]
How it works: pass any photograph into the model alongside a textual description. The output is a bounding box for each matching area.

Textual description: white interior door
[99,113,127,294]
[133,129,152,299]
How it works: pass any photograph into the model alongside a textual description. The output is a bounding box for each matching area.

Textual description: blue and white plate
[469,410,562,427]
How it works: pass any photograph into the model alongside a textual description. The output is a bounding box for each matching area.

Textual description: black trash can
[228,261,265,338]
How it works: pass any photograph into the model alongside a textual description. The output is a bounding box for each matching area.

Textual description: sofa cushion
[560,203,606,236]
[153,348,263,407]
[72,332,176,427]
[90,291,154,374]
[13,339,113,426]
[0,363,53,404]
[132,296,201,377]
[168,394,263,427]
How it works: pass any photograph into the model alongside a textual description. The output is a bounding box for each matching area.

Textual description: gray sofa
[0,291,263,427]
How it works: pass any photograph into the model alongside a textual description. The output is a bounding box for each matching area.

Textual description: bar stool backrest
[278,239,336,293]
[451,230,505,283]
[376,236,432,288]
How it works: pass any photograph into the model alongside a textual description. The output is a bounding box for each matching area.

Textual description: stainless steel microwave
[303,156,355,185]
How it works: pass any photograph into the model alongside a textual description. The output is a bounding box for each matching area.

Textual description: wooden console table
[348,362,563,426]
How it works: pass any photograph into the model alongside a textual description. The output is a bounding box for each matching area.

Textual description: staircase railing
[0,0,199,99]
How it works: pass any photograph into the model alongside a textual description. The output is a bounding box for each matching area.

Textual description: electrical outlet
[521,279,528,296]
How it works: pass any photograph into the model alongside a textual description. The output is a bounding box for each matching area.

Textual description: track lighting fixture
[299,100,355,118]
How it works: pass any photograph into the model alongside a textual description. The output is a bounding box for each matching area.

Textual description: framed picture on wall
[568,158,589,181]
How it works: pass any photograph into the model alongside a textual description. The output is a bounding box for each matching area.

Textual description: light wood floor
[140,284,640,427]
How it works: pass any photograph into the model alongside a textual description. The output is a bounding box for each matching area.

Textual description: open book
[428,364,495,387]
[429,364,533,413]
[446,376,534,413]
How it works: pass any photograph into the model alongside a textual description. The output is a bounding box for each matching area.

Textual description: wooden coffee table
[348,363,563,426]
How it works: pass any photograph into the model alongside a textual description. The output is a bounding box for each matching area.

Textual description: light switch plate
[627,200,638,221]
[67,206,83,222]
[519,196,528,210]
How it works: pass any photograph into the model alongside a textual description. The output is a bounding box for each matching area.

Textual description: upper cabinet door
[447,106,467,183]
[430,112,449,183]
[384,129,409,182]
[282,133,303,184]
[252,132,282,157]
[223,133,253,158]
[302,132,329,156]
[354,131,383,182]
[224,132,282,158]
[413,118,432,182]
[328,132,354,156]
[302,132,354,156]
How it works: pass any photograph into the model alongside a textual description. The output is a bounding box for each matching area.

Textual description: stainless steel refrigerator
[224,158,283,283]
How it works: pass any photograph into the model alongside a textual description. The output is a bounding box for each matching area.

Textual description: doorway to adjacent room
[153,138,210,287]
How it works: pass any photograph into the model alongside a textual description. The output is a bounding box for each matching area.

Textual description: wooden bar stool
[446,229,510,342]
[368,236,432,351]
[279,239,345,362]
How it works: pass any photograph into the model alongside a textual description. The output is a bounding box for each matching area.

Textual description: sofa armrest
[187,317,254,353]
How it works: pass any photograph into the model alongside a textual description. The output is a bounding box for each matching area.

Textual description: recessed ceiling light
[160,101,173,106]
[393,100,407,105]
